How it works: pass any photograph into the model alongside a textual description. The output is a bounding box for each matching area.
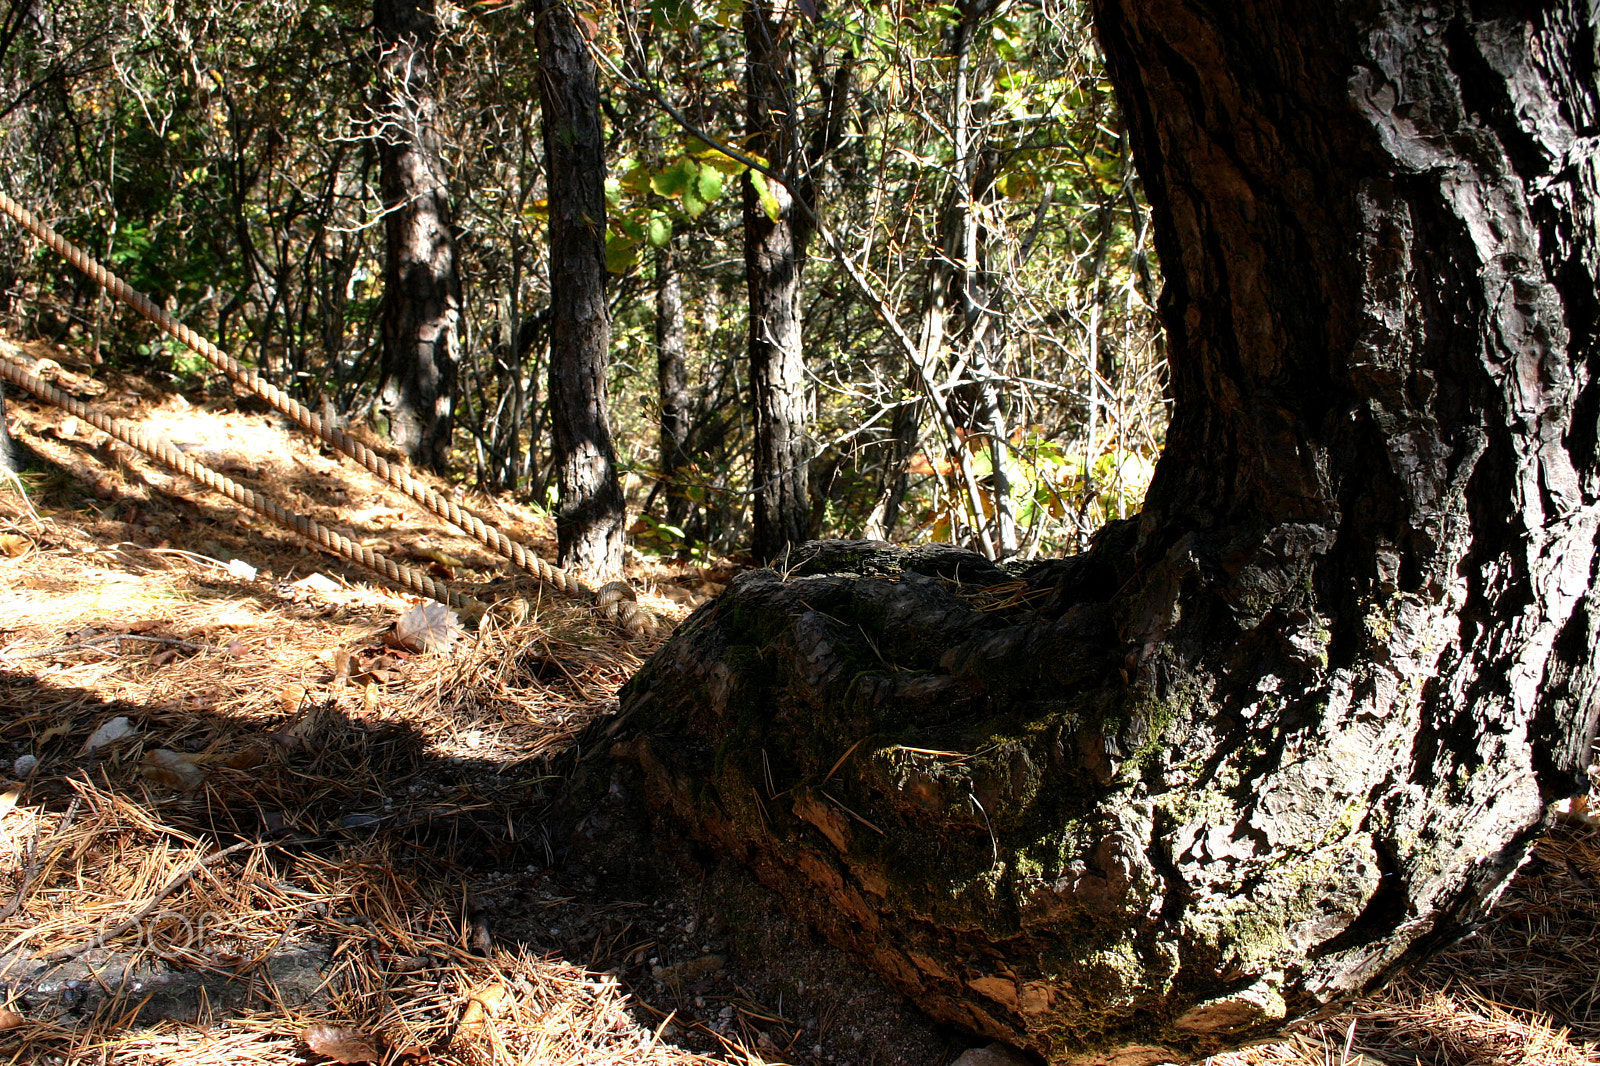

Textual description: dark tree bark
[656,240,691,530]
[373,0,462,473]
[599,2,1600,1062]
[742,2,812,563]
[532,0,624,579]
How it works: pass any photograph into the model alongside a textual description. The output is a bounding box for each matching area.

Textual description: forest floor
[0,333,1595,1066]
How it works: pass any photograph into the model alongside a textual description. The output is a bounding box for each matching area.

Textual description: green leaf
[695,166,724,203]
[682,189,707,220]
[619,162,653,193]
[605,233,639,274]
[698,149,749,175]
[748,170,782,223]
[650,157,698,199]
[646,214,673,248]
[617,212,646,241]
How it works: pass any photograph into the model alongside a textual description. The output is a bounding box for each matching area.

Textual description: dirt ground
[0,333,1596,1066]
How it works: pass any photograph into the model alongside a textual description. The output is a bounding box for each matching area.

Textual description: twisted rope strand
[0,353,487,615]
[0,191,661,636]
[0,190,593,597]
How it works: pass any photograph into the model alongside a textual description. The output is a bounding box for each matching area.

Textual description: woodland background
[0,0,1166,565]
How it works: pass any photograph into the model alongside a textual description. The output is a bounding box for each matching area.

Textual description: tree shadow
[0,658,965,1065]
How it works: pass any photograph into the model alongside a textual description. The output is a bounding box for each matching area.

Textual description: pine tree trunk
[742,2,811,563]
[601,2,1600,1062]
[374,0,461,473]
[533,0,623,579]
[656,241,691,530]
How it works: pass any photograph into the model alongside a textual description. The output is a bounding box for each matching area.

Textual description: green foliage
[0,0,1167,558]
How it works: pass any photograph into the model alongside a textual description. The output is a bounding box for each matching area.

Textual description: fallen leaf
[304,1023,382,1063]
[0,788,19,818]
[460,981,509,1033]
[35,722,71,745]
[0,534,30,557]
[219,748,265,771]
[393,602,461,655]
[0,1008,20,1029]
[83,716,138,754]
[141,749,206,791]
[416,547,466,568]
[278,685,308,714]
[294,573,341,594]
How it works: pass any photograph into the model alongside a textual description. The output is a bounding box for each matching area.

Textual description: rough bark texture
[603,2,1600,1063]
[656,241,691,530]
[742,3,811,563]
[374,0,461,473]
[533,0,624,579]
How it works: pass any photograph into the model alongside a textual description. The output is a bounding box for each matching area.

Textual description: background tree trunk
[374,0,461,473]
[533,0,624,579]
[656,240,691,530]
[742,2,811,563]
[599,1,1600,1062]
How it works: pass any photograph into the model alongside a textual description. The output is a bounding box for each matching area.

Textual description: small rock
[83,716,137,754]
[952,1044,1034,1066]
[12,754,37,777]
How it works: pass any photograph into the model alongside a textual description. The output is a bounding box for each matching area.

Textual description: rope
[0,353,488,616]
[0,189,659,635]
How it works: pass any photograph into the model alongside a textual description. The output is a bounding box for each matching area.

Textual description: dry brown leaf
[0,1007,21,1030]
[416,546,465,568]
[35,722,71,745]
[460,981,509,1034]
[141,749,206,791]
[393,601,461,655]
[304,1023,382,1064]
[279,684,308,713]
[218,747,265,771]
[0,533,31,558]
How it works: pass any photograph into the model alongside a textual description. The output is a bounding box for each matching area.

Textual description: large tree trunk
[599,1,1600,1062]
[533,0,624,579]
[374,0,461,473]
[742,2,811,563]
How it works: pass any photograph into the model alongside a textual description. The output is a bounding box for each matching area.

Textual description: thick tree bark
[656,241,691,530]
[742,2,811,563]
[374,0,461,473]
[599,2,1600,1062]
[533,0,624,579]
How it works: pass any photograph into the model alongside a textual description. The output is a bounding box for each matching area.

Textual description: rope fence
[0,189,658,636]
[0,353,487,614]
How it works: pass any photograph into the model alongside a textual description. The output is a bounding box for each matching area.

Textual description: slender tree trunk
[742,2,811,563]
[656,240,691,530]
[0,385,23,476]
[373,0,461,473]
[595,2,1600,1062]
[532,0,624,579]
